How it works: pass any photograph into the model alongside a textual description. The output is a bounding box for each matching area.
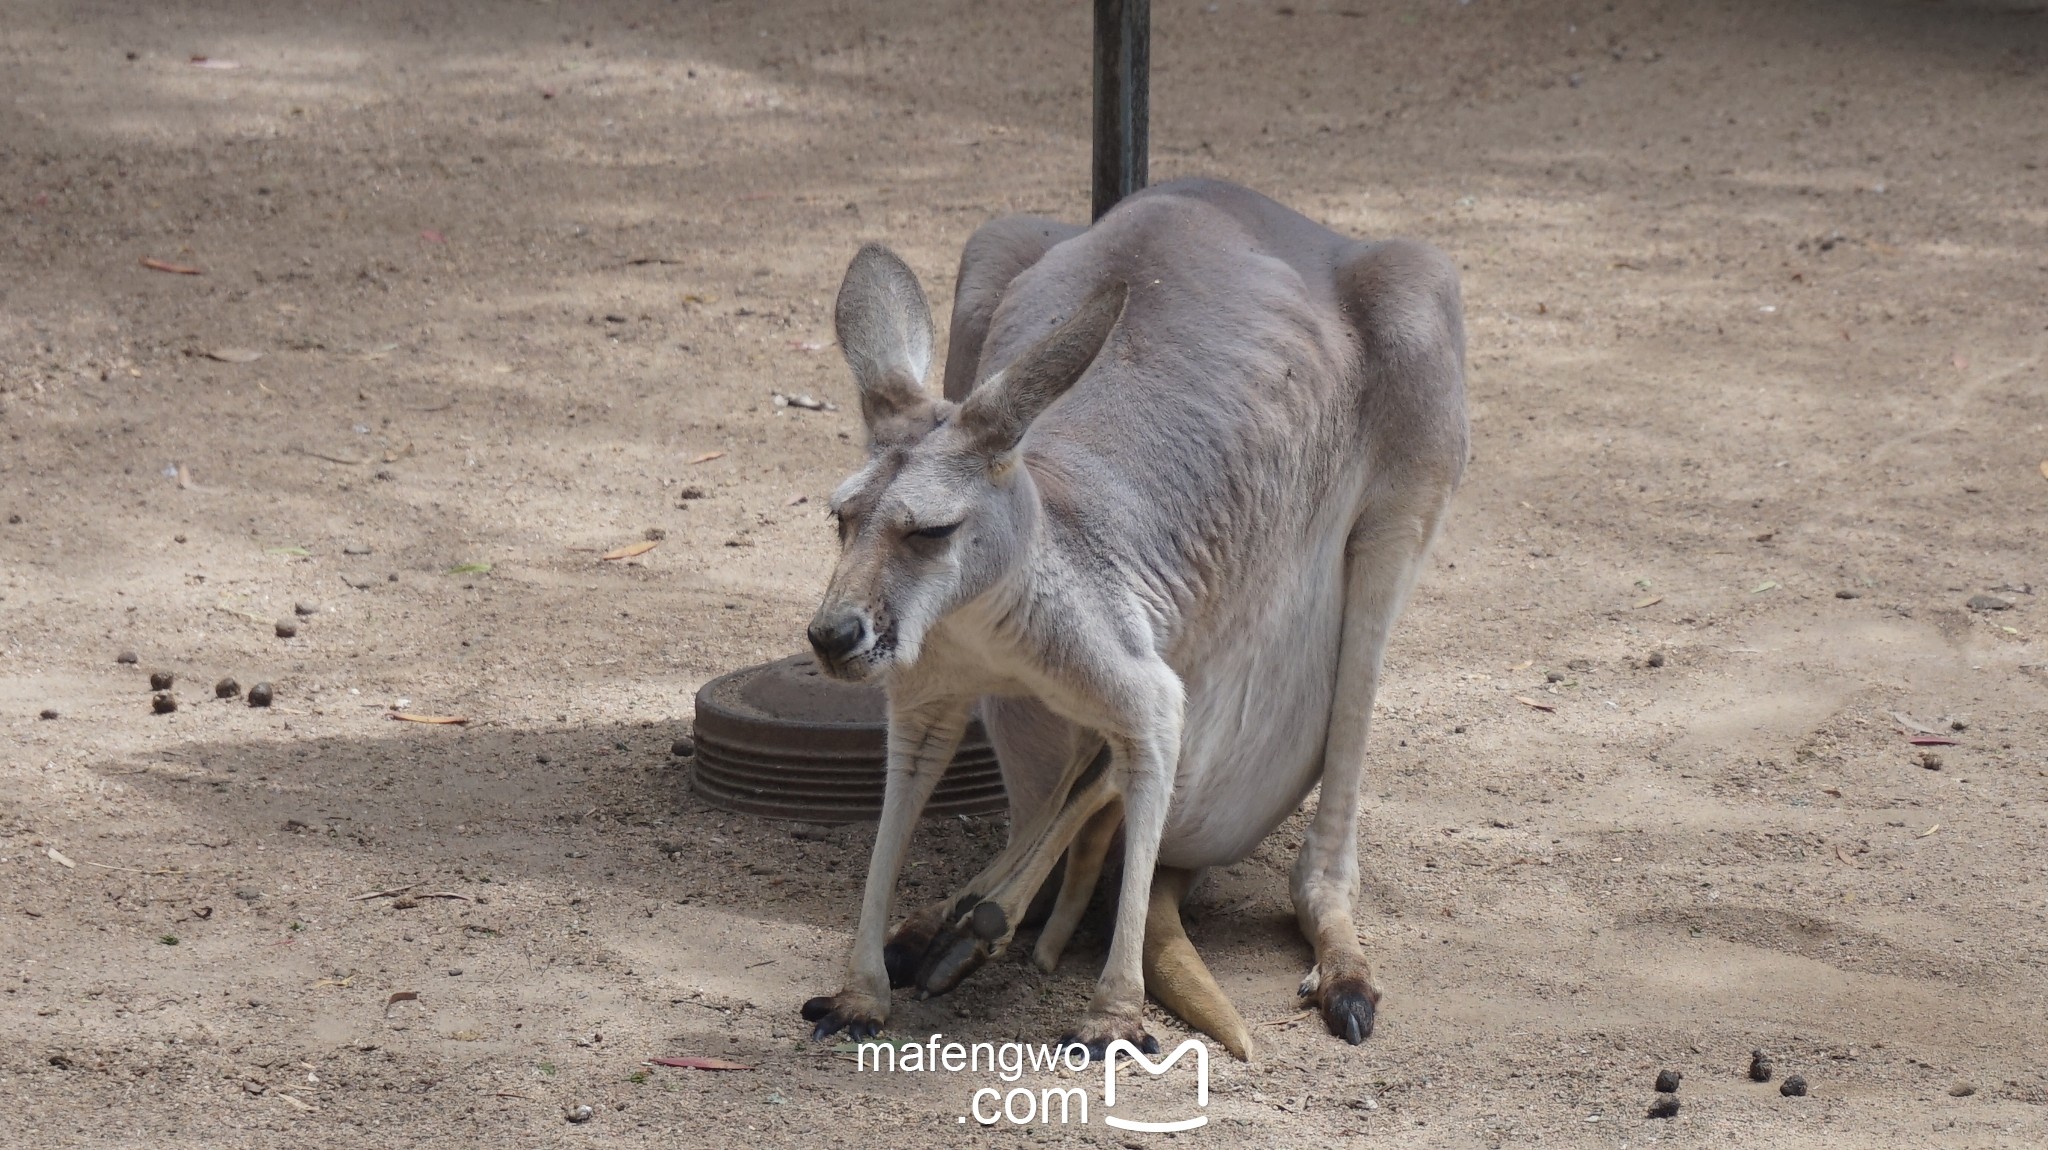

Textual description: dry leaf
[1907,736,1960,747]
[140,257,203,275]
[2039,459,2048,482]
[1916,824,1940,838]
[383,991,419,1016]
[205,347,264,363]
[1512,696,1556,713]
[275,1093,315,1112]
[601,540,658,561]
[647,1056,754,1071]
[389,713,469,725]
[349,885,415,901]
[420,229,447,244]
[1508,659,1533,671]
[47,847,76,869]
[1951,354,1969,371]
[1834,844,1859,867]
[1633,595,1663,609]
[415,891,473,901]
[189,56,242,70]
[689,450,726,465]
[1822,787,1843,797]
[786,494,809,507]
[1751,581,1779,594]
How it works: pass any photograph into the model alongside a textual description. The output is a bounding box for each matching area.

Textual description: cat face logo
[1102,1039,1209,1132]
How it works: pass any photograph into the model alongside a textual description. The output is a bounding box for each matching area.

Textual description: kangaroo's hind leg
[1292,238,1467,1044]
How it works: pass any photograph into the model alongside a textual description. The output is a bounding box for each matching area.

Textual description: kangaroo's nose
[807,613,865,661]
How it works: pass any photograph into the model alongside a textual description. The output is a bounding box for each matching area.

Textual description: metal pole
[1091,0,1149,222]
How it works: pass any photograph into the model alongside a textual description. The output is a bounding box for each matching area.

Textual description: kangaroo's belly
[1155,521,1350,868]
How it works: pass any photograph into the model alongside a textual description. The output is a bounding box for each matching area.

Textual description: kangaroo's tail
[1142,866,1254,1061]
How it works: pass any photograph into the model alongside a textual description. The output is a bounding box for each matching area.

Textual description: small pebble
[1782,1075,1809,1097]
[343,544,373,555]
[248,682,275,707]
[174,533,187,544]
[1655,1069,1682,1093]
[39,708,59,720]
[275,619,298,639]
[1646,1095,1679,1119]
[1966,594,2012,612]
[216,677,241,699]
[387,572,399,582]
[1835,589,1862,599]
[116,650,139,664]
[1948,1081,1975,1098]
[1749,1050,1774,1082]
[567,1104,595,1124]
[294,601,321,617]
[152,693,178,714]
[234,887,263,901]
[671,737,696,758]
[1919,752,1943,771]
[1646,650,1666,668]
[149,670,174,691]
[1545,670,1566,683]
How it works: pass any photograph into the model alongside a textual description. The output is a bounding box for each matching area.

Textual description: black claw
[1055,1030,1154,1064]
[802,995,886,1042]
[1321,985,1377,1044]
[914,931,988,997]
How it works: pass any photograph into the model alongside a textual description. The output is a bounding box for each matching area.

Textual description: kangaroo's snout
[807,612,867,663]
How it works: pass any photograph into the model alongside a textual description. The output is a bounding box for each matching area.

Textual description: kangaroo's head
[806,244,1125,682]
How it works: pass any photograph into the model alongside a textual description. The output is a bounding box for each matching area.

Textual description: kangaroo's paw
[1057,1011,1158,1065]
[912,898,1011,997]
[800,990,888,1042]
[1298,963,1379,1045]
[884,907,947,990]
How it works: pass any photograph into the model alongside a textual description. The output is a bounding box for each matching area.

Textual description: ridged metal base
[690,652,1008,823]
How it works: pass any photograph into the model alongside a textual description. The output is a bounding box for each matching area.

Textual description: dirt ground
[3,0,2046,1145]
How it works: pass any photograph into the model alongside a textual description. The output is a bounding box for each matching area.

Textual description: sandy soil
[4,0,2047,1145]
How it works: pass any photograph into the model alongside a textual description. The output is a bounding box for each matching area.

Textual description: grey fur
[803,178,1469,1051]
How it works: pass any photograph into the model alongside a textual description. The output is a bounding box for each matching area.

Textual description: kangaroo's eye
[908,521,961,541]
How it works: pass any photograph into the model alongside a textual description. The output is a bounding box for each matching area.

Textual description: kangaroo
[799,178,1467,1060]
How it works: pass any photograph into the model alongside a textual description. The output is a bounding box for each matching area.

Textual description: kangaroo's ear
[958,280,1127,456]
[835,244,936,438]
